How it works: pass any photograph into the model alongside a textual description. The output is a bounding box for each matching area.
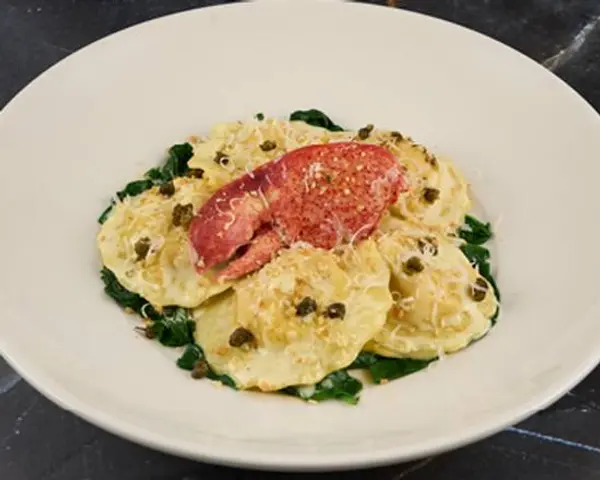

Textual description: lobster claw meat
[189,142,407,280]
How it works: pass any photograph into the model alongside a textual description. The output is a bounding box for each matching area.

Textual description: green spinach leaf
[176,343,202,370]
[98,202,115,224]
[144,167,164,182]
[349,351,378,369]
[478,261,501,303]
[101,268,196,344]
[289,109,345,132]
[284,370,363,405]
[460,243,490,268]
[176,343,237,388]
[116,179,154,201]
[350,352,433,384]
[161,143,193,180]
[458,215,493,245]
[458,215,501,316]
[214,372,237,389]
[368,357,434,384]
[152,307,195,347]
[98,142,194,223]
[100,267,159,318]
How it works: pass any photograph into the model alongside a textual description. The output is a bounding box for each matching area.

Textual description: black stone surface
[1,1,600,478]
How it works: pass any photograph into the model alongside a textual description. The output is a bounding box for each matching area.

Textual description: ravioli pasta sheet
[97,112,500,401]
[97,177,232,308]
[194,240,392,391]
[187,119,354,191]
[370,226,497,360]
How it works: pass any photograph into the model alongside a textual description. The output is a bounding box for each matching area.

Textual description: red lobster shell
[189,142,407,280]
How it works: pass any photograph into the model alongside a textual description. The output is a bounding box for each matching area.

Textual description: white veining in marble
[0,372,21,396]
[544,14,600,70]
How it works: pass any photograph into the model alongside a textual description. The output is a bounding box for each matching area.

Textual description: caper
[172,204,182,225]
[135,324,157,339]
[188,168,205,179]
[325,302,346,319]
[357,124,374,140]
[146,324,158,339]
[426,153,438,168]
[390,131,404,142]
[191,359,209,379]
[469,278,489,302]
[422,187,440,204]
[172,203,194,228]
[214,151,229,165]
[159,181,175,197]
[295,297,318,316]
[134,237,152,261]
[260,140,277,152]
[403,256,424,275]
[229,327,255,347]
[418,237,439,256]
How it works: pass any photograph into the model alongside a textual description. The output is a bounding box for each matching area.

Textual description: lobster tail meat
[188,165,273,270]
[189,142,407,279]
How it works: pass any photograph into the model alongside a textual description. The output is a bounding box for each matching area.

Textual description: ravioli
[368,225,498,360]
[97,177,232,308]
[187,118,355,191]
[193,240,392,391]
[350,128,471,232]
[387,148,469,234]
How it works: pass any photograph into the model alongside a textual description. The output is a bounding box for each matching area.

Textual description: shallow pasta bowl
[1,0,600,471]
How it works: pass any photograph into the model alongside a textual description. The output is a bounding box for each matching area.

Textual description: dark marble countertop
[2,1,600,479]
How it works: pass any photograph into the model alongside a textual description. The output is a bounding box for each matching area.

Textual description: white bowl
[1,0,599,471]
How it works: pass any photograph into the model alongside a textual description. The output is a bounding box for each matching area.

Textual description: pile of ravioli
[97,116,498,394]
